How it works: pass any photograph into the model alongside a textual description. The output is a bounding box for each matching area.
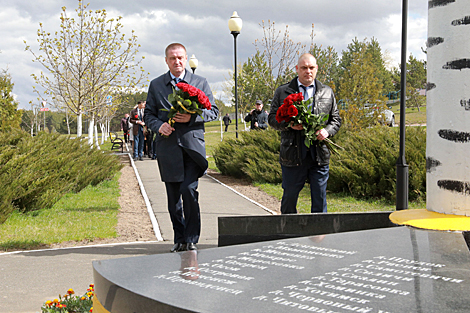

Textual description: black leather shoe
[186,243,197,250]
[139,156,143,161]
[170,243,184,252]
[133,157,138,161]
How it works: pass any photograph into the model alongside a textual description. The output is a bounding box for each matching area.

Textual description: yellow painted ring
[93,294,111,313]
[389,209,470,232]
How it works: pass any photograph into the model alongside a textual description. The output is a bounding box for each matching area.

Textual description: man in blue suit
[144,43,219,252]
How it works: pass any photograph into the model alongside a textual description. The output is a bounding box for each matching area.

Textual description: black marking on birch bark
[461,99,470,110]
[427,37,444,48]
[438,180,470,195]
[426,157,442,172]
[438,129,470,143]
[426,82,436,91]
[451,16,470,26]
[429,0,455,8]
[442,59,470,70]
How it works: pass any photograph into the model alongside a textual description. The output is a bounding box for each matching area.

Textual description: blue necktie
[300,85,315,110]
[175,77,181,84]
[300,85,309,100]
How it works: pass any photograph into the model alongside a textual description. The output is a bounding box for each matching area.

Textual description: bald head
[296,53,318,86]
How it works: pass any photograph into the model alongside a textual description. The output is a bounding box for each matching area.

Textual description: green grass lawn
[0,172,120,251]
[389,103,427,125]
[205,119,243,156]
[256,183,425,214]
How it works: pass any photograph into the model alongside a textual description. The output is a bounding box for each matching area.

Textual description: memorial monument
[390,0,470,232]
[426,0,470,216]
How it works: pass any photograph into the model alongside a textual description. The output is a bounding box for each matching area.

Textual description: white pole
[220,117,223,141]
[242,113,248,131]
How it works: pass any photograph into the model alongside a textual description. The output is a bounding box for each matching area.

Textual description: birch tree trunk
[88,115,94,146]
[94,124,100,150]
[77,113,83,138]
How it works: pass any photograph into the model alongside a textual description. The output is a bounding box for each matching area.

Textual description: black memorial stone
[93,227,470,313]
[218,212,397,246]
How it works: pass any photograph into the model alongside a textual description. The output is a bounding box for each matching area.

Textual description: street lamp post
[396,0,409,210]
[189,54,198,74]
[228,11,242,139]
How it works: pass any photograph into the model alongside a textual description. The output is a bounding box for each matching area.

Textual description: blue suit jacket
[144,70,219,182]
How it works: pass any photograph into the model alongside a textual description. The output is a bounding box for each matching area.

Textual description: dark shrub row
[0,129,123,223]
[214,129,282,183]
[329,126,426,202]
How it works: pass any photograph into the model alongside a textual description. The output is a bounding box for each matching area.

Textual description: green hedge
[328,126,426,201]
[214,129,282,183]
[0,129,123,223]
[213,126,426,202]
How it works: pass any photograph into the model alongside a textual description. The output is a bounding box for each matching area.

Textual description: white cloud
[0,0,427,109]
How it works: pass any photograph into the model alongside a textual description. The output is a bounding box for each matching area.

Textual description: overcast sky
[0,0,428,110]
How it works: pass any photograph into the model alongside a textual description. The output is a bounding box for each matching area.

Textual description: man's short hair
[137,101,144,105]
[165,43,187,57]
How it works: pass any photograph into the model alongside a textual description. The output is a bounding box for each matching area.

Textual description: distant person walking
[130,101,146,161]
[120,113,130,143]
[222,113,231,132]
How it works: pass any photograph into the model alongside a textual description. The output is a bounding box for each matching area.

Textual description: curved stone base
[93,227,470,313]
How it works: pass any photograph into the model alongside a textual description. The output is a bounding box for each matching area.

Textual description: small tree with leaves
[309,43,340,92]
[392,54,427,112]
[0,69,22,131]
[237,51,271,111]
[25,0,147,142]
[338,41,388,131]
[338,37,392,95]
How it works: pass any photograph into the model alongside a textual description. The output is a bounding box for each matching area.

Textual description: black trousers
[164,151,201,244]
[123,131,129,143]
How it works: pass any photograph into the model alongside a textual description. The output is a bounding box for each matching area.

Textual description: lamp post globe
[228,11,242,33]
[228,11,242,139]
[189,54,198,74]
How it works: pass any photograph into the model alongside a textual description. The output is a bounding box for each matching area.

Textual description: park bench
[110,132,124,153]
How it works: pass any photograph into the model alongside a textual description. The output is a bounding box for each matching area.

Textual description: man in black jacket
[268,53,341,214]
[222,113,231,132]
[245,100,268,130]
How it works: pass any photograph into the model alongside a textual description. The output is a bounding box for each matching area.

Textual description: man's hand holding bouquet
[160,82,212,137]
[275,93,342,155]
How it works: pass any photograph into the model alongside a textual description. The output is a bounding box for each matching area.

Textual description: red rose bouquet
[276,92,342,155]
[162,82,212,127]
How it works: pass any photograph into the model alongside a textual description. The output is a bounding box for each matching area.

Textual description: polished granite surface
[93,227,470,312]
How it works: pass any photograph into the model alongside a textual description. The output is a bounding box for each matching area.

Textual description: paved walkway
[0,146,273,313]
